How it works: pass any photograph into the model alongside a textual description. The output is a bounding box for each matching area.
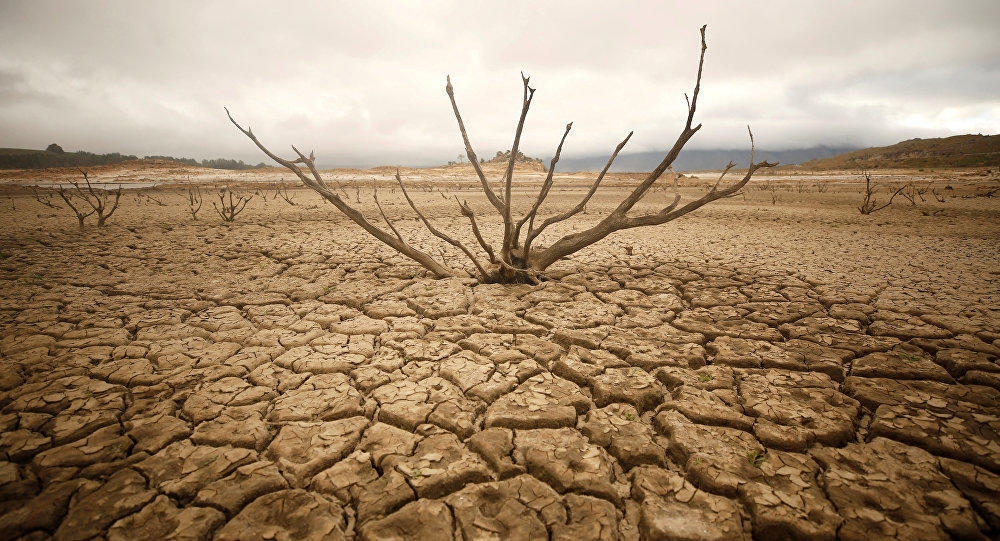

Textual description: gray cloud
[1,0,997,167]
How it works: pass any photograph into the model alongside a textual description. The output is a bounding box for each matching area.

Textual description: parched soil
[0,166,999,540]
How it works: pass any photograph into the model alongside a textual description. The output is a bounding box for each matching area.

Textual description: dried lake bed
[0,163,999,539]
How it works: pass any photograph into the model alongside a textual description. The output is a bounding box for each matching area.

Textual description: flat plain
[0,162,998,539]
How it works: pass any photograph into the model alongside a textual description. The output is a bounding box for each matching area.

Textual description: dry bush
[32,188,63,210]
[897,182,930,206]
[858,171,905,215]
[188,186,204,220]
[145,192,167,207]
[275,184,296,206]
[212,186,253,222]
[55,170,123,229]
[762,180,779,205]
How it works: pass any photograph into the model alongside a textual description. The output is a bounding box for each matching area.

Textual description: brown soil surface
[1,163,999,539]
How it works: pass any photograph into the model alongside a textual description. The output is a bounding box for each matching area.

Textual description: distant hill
[0,147,141,170]
[554,146,858,173]
[445,149,547,171]
[0,146,268,171]
[798,134,1000,169]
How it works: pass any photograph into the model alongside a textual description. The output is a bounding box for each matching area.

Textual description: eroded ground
[1,167,999,540]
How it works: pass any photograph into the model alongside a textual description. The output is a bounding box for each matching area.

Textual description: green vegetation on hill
[0,145,267,170]
[0,147,139,169]
[799,134,1000,169]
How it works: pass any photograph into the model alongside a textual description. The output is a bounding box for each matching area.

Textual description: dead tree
[188,186,204,219]
[899,182,928,205]
[858,171,905,215]
[213,186,252,222]
[56,187,95,229]
[899,183,917,206]
[275,184,296,205]
[56,170,123,229]
[974,185,999,198]
[763,180,779,205]
[228,26,776,283]
[32,188,63,210]
[145,193,167,207]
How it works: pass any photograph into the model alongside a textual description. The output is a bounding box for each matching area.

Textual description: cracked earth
[1,170,999,540]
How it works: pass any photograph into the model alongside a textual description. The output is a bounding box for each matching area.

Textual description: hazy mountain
[798,134,1000,169]
[553,146,858,173]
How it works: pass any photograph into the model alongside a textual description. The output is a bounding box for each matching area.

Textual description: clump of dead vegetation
[275,184,296,206]
[212,186,253,222]
[858,171,906,215]
[32,169,123,229]
[188,186,204,220]
[898,182,929,206]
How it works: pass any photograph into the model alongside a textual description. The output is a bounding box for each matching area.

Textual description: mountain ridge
[797,134,999,169]
[552,145,858,173]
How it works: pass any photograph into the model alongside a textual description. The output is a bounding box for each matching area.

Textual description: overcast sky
[1,1,998,167]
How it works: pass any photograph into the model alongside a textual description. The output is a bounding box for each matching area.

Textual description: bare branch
[621,128,775,228]
[513,122,572,248]
[686,25,708,131]
[188,186,203,220]
[96,184,123,227]
[69,169,122,226]
[711,162,737,192]
[227,107,458,278]
[226,108,319,191]
[607,25,709,220]
[144,192,167,207]
[32,187,63,209]
[290,145,350,198]
[858,171,905,214]
[456,196,497,264]
[212,186,253,222]
[522,130,633,257]
[373,188,405,243]
[395,170,489,279]
[56,185,95,229]
[290,146,330,191]
[275,184,296,205]
[445,77,505,215]
[498,73,536,263]
[529,123,777,271]
[505,73,535,207]
[52,169,121,228]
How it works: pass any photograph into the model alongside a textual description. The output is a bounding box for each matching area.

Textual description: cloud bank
[1,0,997,167]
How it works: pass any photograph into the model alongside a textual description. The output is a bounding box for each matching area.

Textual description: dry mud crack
[1,183,999,539]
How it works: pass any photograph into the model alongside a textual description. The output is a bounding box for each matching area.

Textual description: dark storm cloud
[0,0,997,167]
